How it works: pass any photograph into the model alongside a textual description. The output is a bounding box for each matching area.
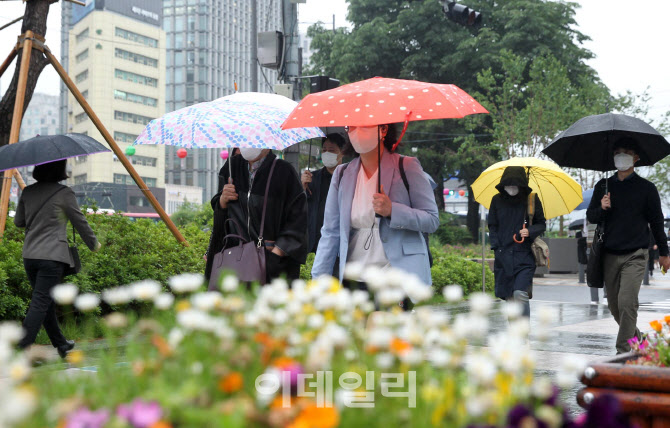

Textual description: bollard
[578,263,586,284]
[643,263,650,286]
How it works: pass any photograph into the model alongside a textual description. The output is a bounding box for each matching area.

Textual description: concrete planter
[578,353,670,428]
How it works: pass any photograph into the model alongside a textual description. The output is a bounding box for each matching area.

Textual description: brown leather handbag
[208,158,277,290]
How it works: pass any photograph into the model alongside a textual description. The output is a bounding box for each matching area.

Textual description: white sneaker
[590,301,598,305]
[602,297,608,305]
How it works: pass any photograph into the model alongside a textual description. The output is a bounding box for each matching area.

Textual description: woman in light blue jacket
[311,123,439,287]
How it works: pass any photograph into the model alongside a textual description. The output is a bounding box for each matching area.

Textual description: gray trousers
[603,248,648,354]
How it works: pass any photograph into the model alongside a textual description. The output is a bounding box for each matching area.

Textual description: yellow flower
[650,320,663,332]
[421,382,441,403]
[353,309,365,321]
[327,278,341,293]
[302,304,317,315]
[175,300,191,312]
[324,310,336,322]
[494,373,512,398]
[66,350,84,365]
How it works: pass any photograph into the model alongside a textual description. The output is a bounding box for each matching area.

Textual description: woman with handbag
[205,148,308,287]
[13,160,100,357]
[488,166,546,318]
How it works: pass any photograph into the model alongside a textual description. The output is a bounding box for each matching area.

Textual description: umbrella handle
[513,224,526,243]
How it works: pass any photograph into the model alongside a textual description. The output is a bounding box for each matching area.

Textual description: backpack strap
[527,192,536,226]
[337,162,350,187]
[398,155,410,193]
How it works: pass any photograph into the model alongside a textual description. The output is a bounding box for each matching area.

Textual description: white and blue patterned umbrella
[134,92,325,150]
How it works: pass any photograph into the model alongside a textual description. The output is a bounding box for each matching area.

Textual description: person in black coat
[488,166,546,317]
[205,149,308,284]
[301,134,346,254]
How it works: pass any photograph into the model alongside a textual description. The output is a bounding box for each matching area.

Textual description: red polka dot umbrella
[281,77,488,192]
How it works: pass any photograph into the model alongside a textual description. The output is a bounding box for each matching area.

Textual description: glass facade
[163,0,283,201]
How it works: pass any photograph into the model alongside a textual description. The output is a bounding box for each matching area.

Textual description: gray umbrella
[542,113,670,171]
[0,133,110,172]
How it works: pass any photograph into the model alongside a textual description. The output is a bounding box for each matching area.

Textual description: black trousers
[18,259,69,349]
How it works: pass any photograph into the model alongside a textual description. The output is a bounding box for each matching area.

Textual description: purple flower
[579,394,633,428]
[117,399,163,428]
[66,407,110,428]
[507,404,532,426]
[627,337,639,347]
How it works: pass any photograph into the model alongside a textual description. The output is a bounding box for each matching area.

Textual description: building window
[114,131,139,144]
[113,174,156,187]
[74,174,87,185]
[114,111,154,126]
[76,28,89,43]
[114,69,158,87]
[132,155,157,167]
[75,69,89,83]
[82,90,88,99]
[115,27,158,48]
[114,89,158,107]
[74,156,88,164]
[76,49,89,63]
[114,48,158,68]
[129,195,151,207]
[75,112,88,124]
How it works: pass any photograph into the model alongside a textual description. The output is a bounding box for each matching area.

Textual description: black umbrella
[569,218,586,231]
[0,133,110,172]
[542,113,670,171]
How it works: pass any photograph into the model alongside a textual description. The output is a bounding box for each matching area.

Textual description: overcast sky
[1,0,668,124]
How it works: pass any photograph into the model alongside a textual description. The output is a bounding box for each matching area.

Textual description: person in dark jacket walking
[488,166,546,318]
[301,133,346,255]
[587,138,670,354]
[14,160,100,357]
[205,148,308,284]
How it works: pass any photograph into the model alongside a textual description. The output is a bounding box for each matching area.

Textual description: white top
[347,165,390,270]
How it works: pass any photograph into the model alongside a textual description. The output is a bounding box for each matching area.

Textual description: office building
[66,0,167,212]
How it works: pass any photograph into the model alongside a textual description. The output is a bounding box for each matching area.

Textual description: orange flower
[650,320,663,332]
[273,356,297,369]
[151,334,173,357]
[390,338,412,356]
[289,404,339,428]
[149,422,172,428]
[219,371,243,394]
[664,315,670,325]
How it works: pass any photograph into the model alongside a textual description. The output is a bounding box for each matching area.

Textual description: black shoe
[57,340,75,359]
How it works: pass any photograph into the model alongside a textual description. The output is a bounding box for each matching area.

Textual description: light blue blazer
[311,151,440,285]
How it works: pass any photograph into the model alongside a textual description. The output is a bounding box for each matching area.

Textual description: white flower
[502,301,524,319]
[221,275,239,292]
[154,293,175,310]
[555,370,578,388]
[244,312,260,327]
[7,356,31,382]
[168,328,184,348]
[0,322,24,345]
[351,290,370,307]
[406,280,433,303]
[104,312,128,329]
[191,291,223,312]
[0,342,13,364]
[532,377,554,400]
[101,286,132,305]
[467,315,490,339]
[50,283,78,305]
[469,293,493,315]
[307,313,325,330]
[344,262,365,280]
[465,354,497,384]
[508,318,530,338]
[323,323,349,348]
[538,306,559,325]
[344,349,357,361]
[177,309,210,330]
[560,354,588,376]
[0,386,36,424]
[131,280,162,301]
[465,395,490,417]
[362,266,387,291]
[378,288,405,306]
[376,352,395,369]
[428,349,451,368]
[74,293,100,312]
[168,273,204,294]
[399,348,423,366]
[273,309,289,325]
[442,285,463,302]
[191,362,203,375]
[367,327,392,349]
[306,341,333,371]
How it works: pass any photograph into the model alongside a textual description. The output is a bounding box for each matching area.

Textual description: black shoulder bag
[26,186,81,277]
[587,180,608,288]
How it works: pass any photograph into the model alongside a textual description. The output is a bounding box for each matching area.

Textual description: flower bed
[0,266,622,427]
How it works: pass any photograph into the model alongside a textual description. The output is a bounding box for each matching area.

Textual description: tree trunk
[0,0,52,148]
[434,173,445,213]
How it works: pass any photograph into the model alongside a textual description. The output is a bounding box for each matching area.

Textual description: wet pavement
[436,272,670,416]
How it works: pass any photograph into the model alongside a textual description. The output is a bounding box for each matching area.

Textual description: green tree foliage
[305,0,612,238]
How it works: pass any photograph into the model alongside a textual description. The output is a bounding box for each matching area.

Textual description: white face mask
[504,186,519,196]
[614,153,634,171]
[240,147,263,161]
[321,152,340,168]
[348,127,380,154]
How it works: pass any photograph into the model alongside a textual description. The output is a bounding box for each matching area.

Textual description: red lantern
[458,189,466,197]
[220,150,229,160]
[177,148,187,159]
[443,188,449,195]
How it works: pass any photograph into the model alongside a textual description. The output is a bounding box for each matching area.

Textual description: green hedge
[0,213,210,321]
[433,212,473,245]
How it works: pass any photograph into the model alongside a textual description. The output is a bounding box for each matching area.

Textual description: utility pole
[251,0,258,92]
[281,0,301,171]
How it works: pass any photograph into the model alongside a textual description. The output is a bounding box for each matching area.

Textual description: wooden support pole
[0,32,34,239]
[43,48,189,246]
[0,46,18,78]
[12,170,26,190]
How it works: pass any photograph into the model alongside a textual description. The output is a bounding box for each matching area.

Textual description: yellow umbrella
[471,157,582,219]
